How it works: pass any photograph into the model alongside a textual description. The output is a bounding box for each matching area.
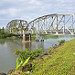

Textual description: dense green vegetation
[14,48,44,61]
[16,57,30,69]
[9,39,75,75]
[0,28,10,38]
[14,48,44,71]
[0,28,20,38]
[58,40,65,45]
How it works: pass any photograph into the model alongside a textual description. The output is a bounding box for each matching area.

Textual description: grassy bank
[8,39,75,75]
[32,39,75,75]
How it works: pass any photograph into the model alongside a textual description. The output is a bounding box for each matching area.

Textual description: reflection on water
[0,39,6,44]
[31,41,44,51]
[0,35,75,73]
[22,42,31,50]
[22,41,44,50]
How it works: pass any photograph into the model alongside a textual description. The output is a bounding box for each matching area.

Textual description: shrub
[31,33,36,36]
[14,48,44,61]
[58,40,65,45]
[14,48,44,70]
[0,32,10,38]
[16,57,30,69]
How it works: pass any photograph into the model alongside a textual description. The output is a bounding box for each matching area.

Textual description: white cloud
[1,0,26,2]
[29,0,41,5]
[0,0,75,28]
[0,8,22,17]
[56,0,75,2]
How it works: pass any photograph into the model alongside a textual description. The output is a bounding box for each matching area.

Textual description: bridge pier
[63,33,65,35]
[71,32,74,35]
[56,32,58,34]
[23,31,31,42]
[23,30,25,42]
[35,34,44,42]
[29,33,31,41]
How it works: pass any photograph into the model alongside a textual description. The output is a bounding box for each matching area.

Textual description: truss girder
[28,14,75,34]
[6,20,28,33]
[6,14,75,34]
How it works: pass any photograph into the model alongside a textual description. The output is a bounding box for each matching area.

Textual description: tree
[2,27,5,33]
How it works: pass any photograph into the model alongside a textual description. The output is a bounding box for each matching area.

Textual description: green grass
[32,39,75,75]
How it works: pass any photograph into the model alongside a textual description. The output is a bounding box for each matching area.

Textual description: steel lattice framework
[6,14,75,34]
[6,20,27,33]
[28,14,75,34]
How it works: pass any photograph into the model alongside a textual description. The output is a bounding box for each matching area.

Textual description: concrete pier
[23,33,31,42]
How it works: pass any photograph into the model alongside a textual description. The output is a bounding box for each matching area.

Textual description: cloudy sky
[0,0,75,28]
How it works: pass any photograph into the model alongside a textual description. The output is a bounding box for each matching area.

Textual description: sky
[0,0,75,28]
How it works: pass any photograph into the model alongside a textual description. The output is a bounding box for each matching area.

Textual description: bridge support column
[29,33,31,41]
[71,32,74,35]
[45,31,47,34]
[56,31,58,34]
[23,30,25,42]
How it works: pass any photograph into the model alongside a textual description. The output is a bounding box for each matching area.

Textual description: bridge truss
[6,20,27,34]
[28,14,75,34]
[6,14,75,35]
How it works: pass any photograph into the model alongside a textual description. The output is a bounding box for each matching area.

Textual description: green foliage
[22,57,30,67]
[0,31,10,38]
[31,33,36,36]
[15,48,44,70]
[31,37,36,40]
[16,58,19,68]
[33,49,44,58]
[25,33,29,36]
[25,33,36,36]
[48,47,54,51]
[16,58,23,69]
[14,48,44,61]
[0,29,20,38]
[11,33,20,36]
[16,57,30,69]
[58,40,65,45]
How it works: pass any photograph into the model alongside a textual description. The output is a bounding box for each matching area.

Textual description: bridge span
[6,14,75,35]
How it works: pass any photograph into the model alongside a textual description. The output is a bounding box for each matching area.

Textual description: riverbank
[8,39,75,75]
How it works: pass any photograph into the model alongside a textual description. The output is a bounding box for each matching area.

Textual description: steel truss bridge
[6,14,75,35]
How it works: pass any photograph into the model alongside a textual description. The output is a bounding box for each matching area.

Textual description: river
[0,35,75,73]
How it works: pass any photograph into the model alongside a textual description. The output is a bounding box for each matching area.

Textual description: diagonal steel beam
[49,16,57,30]
[65,16,72,24]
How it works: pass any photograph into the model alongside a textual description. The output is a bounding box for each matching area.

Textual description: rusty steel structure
[6,14,75,34]
[6,20,27,33]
